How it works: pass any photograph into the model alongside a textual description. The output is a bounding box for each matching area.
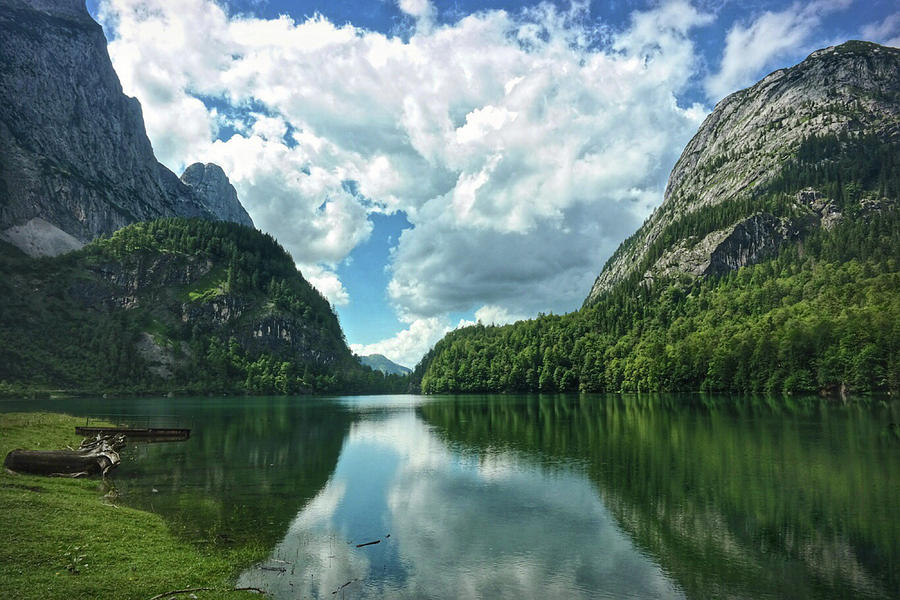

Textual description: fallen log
[4,434,126,477]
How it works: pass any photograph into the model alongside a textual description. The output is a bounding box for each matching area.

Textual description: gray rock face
[585,41,900,305]
[0,0,251,256]
[0,217,84,257]
[645,213,798,284]
[705,214,799,276]
[181,163,254,228]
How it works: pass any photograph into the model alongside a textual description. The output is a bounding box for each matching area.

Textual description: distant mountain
[0,0,252,257]
[413,41,899,397]
[361,354,412,376]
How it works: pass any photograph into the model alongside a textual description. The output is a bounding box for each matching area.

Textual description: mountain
[180,163,253,229]
[0,0,407,396]
[360,354,412,376]
[0,218,404,395]
[586,40,899,304]
[0,0,252,257]
[413,41,899,397]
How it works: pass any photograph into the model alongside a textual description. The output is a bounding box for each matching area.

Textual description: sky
[85,0,899,368]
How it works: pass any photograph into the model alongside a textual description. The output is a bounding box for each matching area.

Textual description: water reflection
[115,397,354,548]
[238,410,683,599]
[419,394,900,600]
[2,393,896,599]
[0,396,354,550]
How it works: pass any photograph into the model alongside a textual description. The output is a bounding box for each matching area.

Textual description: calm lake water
[2,394,897,599]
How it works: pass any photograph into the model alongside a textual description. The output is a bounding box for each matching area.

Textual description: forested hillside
[415,211,898,395]
[0,219,407,395]
[414,43,899,397]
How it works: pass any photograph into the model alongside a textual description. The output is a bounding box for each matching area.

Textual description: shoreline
[0,413,265,600]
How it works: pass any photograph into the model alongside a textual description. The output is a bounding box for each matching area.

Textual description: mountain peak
[180,163,254,229]
[0,0,257,257]
[810,40,899,59]
[0,0,219,256]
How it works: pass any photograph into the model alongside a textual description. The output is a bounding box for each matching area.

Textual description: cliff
[0,0,252,257]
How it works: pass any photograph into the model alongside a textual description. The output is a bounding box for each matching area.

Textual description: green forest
[0,219,408,396]
[414,133,900,396]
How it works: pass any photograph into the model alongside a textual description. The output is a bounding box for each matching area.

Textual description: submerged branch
[148,586,265,600]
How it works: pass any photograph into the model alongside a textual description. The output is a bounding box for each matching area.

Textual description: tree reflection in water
[420,394,899,600]
[13,394,892,599]
[114,396,354,551]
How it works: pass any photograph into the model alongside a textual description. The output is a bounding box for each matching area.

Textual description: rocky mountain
[181,163,253,229]
[0,0,252,258]
[585,40,899,304]
[413,41,899,397]
[360,354,412,376]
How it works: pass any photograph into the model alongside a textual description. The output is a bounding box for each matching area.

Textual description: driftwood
[4,434,126,477]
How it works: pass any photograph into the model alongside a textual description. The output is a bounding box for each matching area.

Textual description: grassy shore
[0,413,265,600]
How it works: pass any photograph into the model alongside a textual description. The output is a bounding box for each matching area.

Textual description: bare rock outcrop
[181,163,254,229]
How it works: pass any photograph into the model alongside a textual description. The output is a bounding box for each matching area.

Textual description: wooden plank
[75,427,190,440]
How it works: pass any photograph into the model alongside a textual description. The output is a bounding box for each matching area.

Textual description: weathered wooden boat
[74,426,190,441]
[4,434,126,477]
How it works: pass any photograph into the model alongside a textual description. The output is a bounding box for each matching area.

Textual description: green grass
[0,413,266,600]
[174,265,228,304]
[187,287,225,302]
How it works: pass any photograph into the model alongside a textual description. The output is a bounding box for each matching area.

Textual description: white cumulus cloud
[98,0,717,364]
[299,263,350,307]
[398,0,435,22]
[351,316,455,369]
[704,0,853,100]
[473,304,529,326]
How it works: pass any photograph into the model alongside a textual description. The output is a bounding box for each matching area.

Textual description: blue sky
[87,0,898,367]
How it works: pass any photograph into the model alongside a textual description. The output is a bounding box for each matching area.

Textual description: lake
[2,394,897,599]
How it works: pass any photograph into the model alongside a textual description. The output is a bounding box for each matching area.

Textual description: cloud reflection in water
[238,411,683,599]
